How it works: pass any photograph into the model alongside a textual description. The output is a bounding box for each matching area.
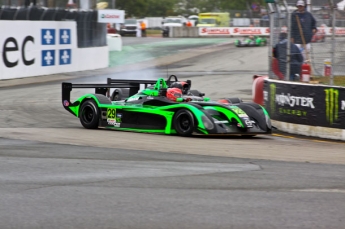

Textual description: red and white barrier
[252,75,269,106]
[198,26,345,36]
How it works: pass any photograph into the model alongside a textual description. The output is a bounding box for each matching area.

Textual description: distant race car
[62,75,272,137]
[235,35,267,47]
[311,31,326,42]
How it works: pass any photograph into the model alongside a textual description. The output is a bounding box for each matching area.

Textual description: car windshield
[125,19,137,24]
[165,18,182,23]
[199,18,216,24]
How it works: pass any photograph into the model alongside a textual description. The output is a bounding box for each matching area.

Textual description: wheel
[173,109,195,136]
[79,100,100,129]
[224,97,243,104]
[111,89,122,101]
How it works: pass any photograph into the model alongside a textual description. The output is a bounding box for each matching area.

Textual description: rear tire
[173,109,195,136]
[79,100,99,129]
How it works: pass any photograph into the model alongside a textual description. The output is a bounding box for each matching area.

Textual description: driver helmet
[249,35,254,40]
[170,81,189,94]
[166,88,182,101]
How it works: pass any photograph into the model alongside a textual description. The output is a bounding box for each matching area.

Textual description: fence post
[330,0,335,86]
[283,0,291,81]
[268,2,276,79]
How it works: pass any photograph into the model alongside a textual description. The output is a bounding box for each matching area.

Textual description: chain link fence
[267,0,345,85]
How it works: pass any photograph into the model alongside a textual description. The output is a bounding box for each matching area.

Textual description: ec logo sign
[2,36,35,68]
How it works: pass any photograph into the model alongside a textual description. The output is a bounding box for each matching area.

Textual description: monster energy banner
[263,80,345,129]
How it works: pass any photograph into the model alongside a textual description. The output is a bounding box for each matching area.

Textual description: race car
[234,35,267,47]
[62,75,272,137]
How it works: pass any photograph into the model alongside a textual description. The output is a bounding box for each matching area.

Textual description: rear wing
[62,78,158,108]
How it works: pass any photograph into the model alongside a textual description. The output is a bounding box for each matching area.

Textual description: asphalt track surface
[0,37,345,229]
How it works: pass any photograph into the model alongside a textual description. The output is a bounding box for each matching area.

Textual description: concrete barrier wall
[0,20,108,80]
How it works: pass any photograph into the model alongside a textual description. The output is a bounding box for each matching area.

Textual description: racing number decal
[107,108,116,119]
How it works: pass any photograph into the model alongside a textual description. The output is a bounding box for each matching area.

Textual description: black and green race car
[234,36,267,47]
[62,75,272,137]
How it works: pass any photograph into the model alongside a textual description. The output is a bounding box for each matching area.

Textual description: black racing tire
[79,100,100,129]
[224,97,243,104]
[111,89,122,101]
[173,109,195,136]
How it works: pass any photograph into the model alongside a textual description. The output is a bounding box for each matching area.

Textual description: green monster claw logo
[270,83,276,114]
[324,88,339,125]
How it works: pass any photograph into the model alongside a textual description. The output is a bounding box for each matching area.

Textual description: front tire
[79,100,100,129]
[173,109,195,136]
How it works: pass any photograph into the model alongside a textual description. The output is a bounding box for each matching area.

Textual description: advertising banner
[198,26,345,36]
[97,9,125,24]
[0,21,77,80]
[264,80,345,129]
[199,27,270,36]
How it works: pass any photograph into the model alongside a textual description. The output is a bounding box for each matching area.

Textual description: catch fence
[267,0,345,85]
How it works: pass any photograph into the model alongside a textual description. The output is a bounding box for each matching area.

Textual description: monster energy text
[275,93,315,108]
[269,84,276,114]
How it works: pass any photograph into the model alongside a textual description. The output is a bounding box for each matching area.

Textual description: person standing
[273,33,304,81]
[140,21,147,37]
[290,0,317,60]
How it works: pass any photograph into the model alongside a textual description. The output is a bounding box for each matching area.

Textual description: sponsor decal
[324,88,345,124]
[335,28,345,35]
[107,108,116,119]
[269,83,276,114]
[271,86,314,117]
[233,28,262,34]
[275,93,315,108]
[101,14,120,19]
[107,108,121,127]
[107,118,120,127]
[214,120,229,124]
[245,119,254,127]
[230,106,248,117]
[201,28,230,35]
[127,96,140,101]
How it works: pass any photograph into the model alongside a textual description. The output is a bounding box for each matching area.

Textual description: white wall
[0,21,108,80]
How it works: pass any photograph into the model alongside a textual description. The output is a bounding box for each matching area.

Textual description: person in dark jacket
[273,33,304,81]
[290,0,317,60]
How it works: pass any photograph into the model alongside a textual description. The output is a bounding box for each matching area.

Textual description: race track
[0,37,345,229]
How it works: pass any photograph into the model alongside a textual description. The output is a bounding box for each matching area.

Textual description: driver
[170,81,190,94]
[166,88,183,101]
[249,35,255,40]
